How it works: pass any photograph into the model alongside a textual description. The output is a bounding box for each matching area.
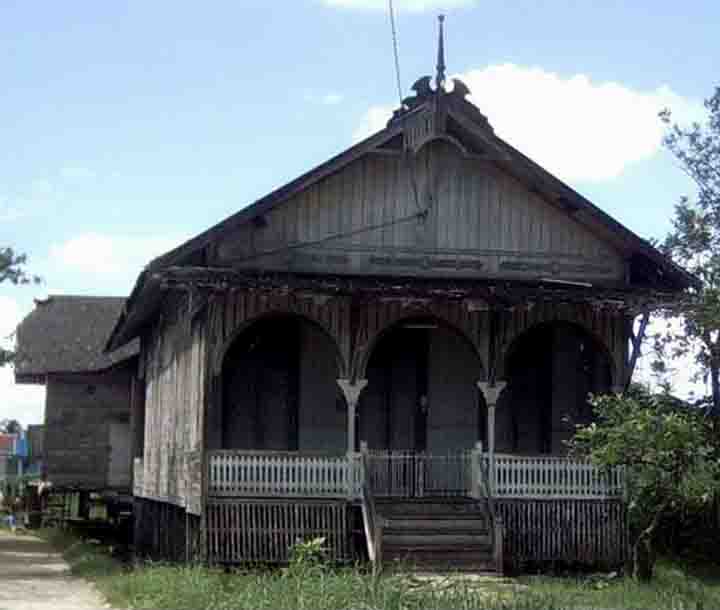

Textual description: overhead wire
[235,4,432,265]
[388,0,429,217]
[388,0,404,108]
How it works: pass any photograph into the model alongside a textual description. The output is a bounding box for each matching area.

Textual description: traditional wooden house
[15,295,139,523]
[108,28,694,570]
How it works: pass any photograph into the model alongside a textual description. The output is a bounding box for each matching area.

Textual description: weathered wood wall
[45,364,134,490]
[497,498,628,569]
[213,141,625,285]
[141,296,206,514]
[206,498,351,564]
[202,289,629,455]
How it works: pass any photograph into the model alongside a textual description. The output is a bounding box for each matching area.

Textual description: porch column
[337,378,368,454]
[476,381,507,458]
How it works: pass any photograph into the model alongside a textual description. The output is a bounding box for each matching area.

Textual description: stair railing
[359,441,383,573]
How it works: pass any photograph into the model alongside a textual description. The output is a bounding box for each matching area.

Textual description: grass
[516,560,720,610]
[37,528,720,610]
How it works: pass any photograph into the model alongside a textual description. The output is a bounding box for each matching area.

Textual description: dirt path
[0,530,110,610]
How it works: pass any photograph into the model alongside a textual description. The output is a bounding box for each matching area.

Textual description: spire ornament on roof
[435,15,446,91]
[389,15,486,128]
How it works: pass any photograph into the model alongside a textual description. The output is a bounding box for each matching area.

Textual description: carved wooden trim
[496,302,625,385]
[207,290,350,377]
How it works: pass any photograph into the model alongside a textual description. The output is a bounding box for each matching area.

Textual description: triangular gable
[148,78,692,291]
[212,138,626,285]
[107,77,695,351]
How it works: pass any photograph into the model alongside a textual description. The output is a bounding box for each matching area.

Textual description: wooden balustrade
[489,454,625,499]
[206,450,625,500]
[208,451,354,498]
[365,450,473,497]
[133,457,144,497]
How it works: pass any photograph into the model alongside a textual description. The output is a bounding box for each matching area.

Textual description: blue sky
[1,0,719,424]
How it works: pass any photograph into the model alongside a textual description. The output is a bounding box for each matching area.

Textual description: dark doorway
[222,317,300,450]
[502,322,612,454]
[359,325,429,452]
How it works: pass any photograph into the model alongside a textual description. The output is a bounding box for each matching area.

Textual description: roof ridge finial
[435,14,446,91]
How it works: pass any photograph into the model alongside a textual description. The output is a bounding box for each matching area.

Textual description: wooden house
[107,34,693,570]
[15,295,139,522]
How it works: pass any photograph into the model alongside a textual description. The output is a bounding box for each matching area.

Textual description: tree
[0,247,35,286]
[569,387,720,581]
[656,87,720,412]
[0,246,39,366]
[0,419,22,435]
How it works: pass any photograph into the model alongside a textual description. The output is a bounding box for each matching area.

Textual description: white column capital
[476,380,507,406]
[337,378,368,407]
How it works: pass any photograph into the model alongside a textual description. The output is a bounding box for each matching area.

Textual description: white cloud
[321,93,344,105]
[322,0,475,11]
[634,315,707,400]
[353,104,395,142]
[0,196,28,222]
[304,92,345,106]
[0,366,45,427]
[0,296,44,427]
[354,64,704,183]
[60,166,96,181]
[0,296,22,344]
[49,233,184,277]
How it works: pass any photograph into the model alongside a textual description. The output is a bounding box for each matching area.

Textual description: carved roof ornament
[436,14,446,91]
[389,16,474,126]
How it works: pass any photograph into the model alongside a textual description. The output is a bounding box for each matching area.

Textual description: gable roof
[106,76,697,351]
[15,295,138,384]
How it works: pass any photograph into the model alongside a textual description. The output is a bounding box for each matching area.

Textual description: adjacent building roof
[15,295,138,384]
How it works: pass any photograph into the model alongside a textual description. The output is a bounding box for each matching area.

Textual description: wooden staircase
[375,499,503,573]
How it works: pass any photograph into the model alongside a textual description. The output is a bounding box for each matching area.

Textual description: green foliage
[0,247,35,286]
[656,87,720,409]
[287,536,328,572]
[0,246,40,367]
[520,559,720,610]
[0,419,22,434]
[37,525,720,609]
[569,388,720,579]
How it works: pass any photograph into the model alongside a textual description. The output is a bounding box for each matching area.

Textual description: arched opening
[221,314,344,452]
[359,316,484,453]
[498,322,612,455]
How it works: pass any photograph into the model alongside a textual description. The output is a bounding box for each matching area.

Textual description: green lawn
[40,528,720,610]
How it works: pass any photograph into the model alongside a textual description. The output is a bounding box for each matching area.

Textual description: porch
[200,448,627,570]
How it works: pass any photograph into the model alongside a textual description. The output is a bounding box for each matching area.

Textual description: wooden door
[222,318,300,450]
[361,328,429,453]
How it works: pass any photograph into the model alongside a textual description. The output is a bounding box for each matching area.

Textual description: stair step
[377,501,482,516]
[383,551,495,565]
[383,558,500,573]
[384,541,492,552]
[383,532,491,546]
[369,499,501,574]
[383,517,488,531]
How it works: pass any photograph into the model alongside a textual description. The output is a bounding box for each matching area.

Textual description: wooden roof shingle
[15,295,138,383]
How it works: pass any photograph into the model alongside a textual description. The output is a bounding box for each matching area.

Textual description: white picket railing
[133,457,144,497]
[208,451,355,498]
[365,450,473,497]
[489,454,625,499]
[206,450,625,500]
